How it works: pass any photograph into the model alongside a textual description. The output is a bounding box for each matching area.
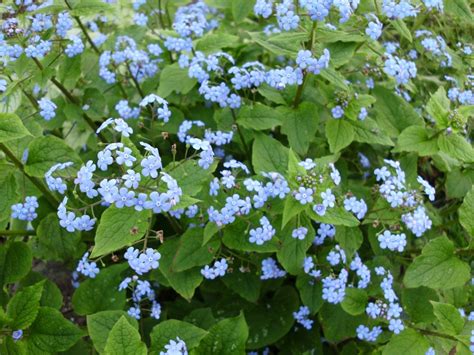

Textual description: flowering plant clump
[0,0,473,354]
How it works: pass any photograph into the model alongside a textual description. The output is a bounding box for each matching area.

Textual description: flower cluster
[201,258,228,280]
[11,196,39,222]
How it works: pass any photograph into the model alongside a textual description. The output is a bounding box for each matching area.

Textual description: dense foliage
[0,0,473,354]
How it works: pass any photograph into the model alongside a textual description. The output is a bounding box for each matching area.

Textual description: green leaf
[7,281,44,329]
[87,311,138,354]
[373,86,423,136]
[237,103,283,131]
[391,19,412,42]
[0,113,31,143]
[277,220,314,275]
[150,320,207,354]
[0,336,28,355]
[296,275,323,314]
[104,316,147,355]
[245,286,299,349]
[24,136,81,177]
[459,186,474,236]
[0,242,32,286]
[308,206,360,227]
[404,236,470,289]
[281,103,319,156]
[401,287,438,324]
[167,159,217,196]
[34,213,82,261]
[320,303,365,342]
[0,173,19,226]
[72,264,127,315]
[222,220,279,253]
[232,0,255,22]
[320,67,349,90]
[222,271,261,303]
[172,228,220,272]
[431,301,465,335]
[281,197,306,229]
[27,307,83,353]
[195,32,240,53]
[325,119,355,153]
[197,313,249,354]
[445,0,473,20]
[438,133,474,163]
[249,31,310,56]
[426,87,450,128]
[382,329,430,355]
[324,41,358,68]
[158,238,203,300]
[341,288,368,316]
[252,134,289,174]
[70,0,112,15]
[351,118,394,146]
[395,126,439,156]
[157,63,197,98]
[335,226,363,258]
[91,207,150,258]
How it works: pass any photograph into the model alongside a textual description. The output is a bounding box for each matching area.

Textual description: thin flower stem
[230,109,252,168]
[293,22,317,108]
[31,58,107,142]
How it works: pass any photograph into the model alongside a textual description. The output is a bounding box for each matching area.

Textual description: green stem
[64,0,101,55]
[0,143,59,206]
[293,22,317,108]
[31,58,107,142]
[0,230,36,237]
[230,109,252,167]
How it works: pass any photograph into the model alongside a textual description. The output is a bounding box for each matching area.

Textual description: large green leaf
[0,242,32,286]
[158,238,203,300]
[431,301,465,335]
[91,207,150,258]
[245,286,299,349]
[7,281,44,329]
[395,126,439,156]
[87,311,138,354]
[325,119,354,153]
[373,86,423,136]
[232,0,255,22]
[281,102,319,156]
[27,307,83,353]
[252,134,289,174]
[34,213,82,261]
[237,103,283,131]
[157,63,197,98]
[150,320,208,354]
[0,113,31,143]
[104,316,147,355]
[196,313,249,354]
[72,264,127,315]
[438,134,474,163]
[24,136,81,177]
[382,329,429,355]
[404,236,470,289]
[172,228,220,272]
